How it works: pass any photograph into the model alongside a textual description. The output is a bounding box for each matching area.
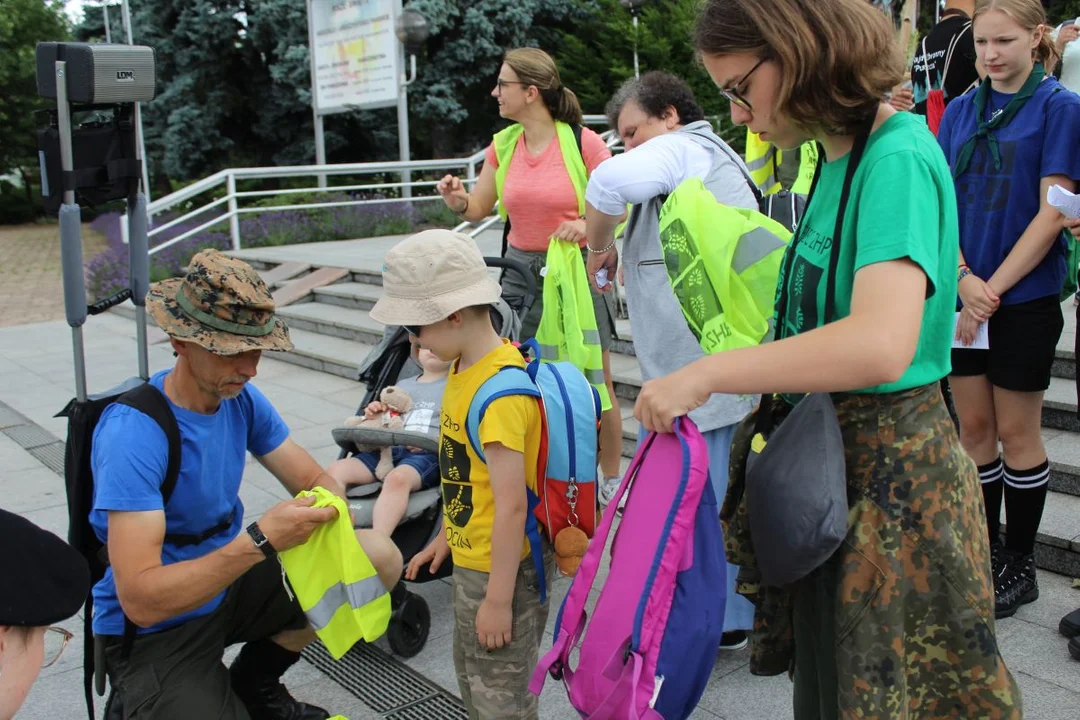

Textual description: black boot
[229,639,330,720]
[994,551,1039,619]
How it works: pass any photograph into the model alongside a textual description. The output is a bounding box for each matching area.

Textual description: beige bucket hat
[369,229,502,326]
[146,249,293,355]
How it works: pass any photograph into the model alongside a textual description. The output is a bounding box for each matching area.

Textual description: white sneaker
[598,475,621,508]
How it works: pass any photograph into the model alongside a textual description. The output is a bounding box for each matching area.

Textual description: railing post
[227,173,240,251]
[466,160,476,184]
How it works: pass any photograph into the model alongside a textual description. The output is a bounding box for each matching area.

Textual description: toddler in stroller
[330,257,536,657]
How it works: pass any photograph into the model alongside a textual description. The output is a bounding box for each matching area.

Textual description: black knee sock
[1003,459,1050,556]
[231,638,301,681]
[978,457,1004,544]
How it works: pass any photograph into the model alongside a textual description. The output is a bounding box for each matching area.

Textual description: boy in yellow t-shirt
[370,229,552,720]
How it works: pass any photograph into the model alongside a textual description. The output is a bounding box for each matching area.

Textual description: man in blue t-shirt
[91,250,401,720]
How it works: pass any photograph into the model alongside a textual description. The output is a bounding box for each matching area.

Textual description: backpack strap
[465,366,549,603]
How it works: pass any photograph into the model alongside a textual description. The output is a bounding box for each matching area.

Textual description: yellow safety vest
[493,121,588,222]
[535,242,612,411]
[658,178,791,354]
[278,487,391,660]
[744,130,817,196]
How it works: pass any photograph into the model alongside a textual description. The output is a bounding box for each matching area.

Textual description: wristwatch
[246,521,276,558]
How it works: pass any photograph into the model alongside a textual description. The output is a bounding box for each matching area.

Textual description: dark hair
[693,0,904,135]
[605,71,706,130]
[504,48,584,125]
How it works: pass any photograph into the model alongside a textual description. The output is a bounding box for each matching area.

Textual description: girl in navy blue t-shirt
[938,0,1080,619]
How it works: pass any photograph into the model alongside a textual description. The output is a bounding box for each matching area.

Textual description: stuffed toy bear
[343,385,414,480]
[554,525,590,576]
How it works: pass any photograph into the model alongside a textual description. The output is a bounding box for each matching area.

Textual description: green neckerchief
[953,62,1045,179]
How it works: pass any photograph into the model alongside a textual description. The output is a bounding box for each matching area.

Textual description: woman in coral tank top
[436,47,623,492]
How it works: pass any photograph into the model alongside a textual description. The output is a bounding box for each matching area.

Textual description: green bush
[0,180,39,224]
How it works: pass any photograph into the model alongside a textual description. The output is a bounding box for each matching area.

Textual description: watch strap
[246,521,276,558]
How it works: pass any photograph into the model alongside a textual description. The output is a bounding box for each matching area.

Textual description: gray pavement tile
[1008,570,1080,634]
[242,463,294,502]
[279,411,318,432]
[17,665,107,720]
[695,664,794,720]
[1012,670,1080,720]
[0,433,48,472]
[19,501,72,538]
[0,465,68,514]
[271,368,361,396]
[238,481,283,519]
[995,617,1080,692]
[291,421,344,453]
[255,380,361,425]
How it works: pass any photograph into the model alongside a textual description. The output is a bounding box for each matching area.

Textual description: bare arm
[257,437,346,500]
[483,441,528,605]
[635,259,928,431]
[437,162,498,223]
[987,175,1074,296]
[108,495,336,627]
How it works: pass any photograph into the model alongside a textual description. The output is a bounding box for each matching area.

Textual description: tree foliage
[0,0,70,211]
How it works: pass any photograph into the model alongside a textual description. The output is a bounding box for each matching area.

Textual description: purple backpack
[530,417,727,719]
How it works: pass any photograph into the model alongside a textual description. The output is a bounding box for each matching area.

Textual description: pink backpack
[530,417,727,719]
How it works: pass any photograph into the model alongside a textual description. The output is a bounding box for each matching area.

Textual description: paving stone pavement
[2,312,1079,719]
[0,222,109,328]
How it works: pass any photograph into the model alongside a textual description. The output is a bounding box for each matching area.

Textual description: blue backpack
[465,340,601,601]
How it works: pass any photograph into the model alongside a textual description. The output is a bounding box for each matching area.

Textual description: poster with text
[310,0,400,114]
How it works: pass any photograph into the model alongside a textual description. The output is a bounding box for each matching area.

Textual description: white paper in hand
[952,312,989,350]
[1047,184,1080,220]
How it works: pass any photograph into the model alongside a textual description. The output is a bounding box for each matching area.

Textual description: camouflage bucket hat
[146,249,293,355]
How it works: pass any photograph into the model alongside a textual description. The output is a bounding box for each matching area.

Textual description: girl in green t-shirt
[633,0,1020,718]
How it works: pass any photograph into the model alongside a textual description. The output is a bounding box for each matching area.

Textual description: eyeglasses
[719,56,768,113]
[403,325,422,337]
[495,79,528,92]
[42,626,73,669]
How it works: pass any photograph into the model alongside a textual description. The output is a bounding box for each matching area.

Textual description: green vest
[535,241,612,411]
[658,178,791,354]
[278,487,391,660]
[744,129,818,196]
[493,122,588,222]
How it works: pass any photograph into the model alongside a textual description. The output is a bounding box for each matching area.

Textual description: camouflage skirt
[724,383,1021,719]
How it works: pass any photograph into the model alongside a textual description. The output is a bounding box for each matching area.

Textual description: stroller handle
[484,256,537,320]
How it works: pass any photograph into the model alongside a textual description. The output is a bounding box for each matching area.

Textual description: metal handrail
[143,119,620,256]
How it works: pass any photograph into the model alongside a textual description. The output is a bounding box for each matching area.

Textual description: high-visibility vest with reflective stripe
[493,121,588,222]
[744,130,817,196]
[278,487,391,660]
[535,241,612,411]
[658,178,791,354]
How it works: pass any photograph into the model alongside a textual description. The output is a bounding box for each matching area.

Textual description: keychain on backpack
[554,480,589,576]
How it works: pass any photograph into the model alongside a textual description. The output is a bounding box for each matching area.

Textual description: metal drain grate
[4,422,60,450]
[29,441,67,475]
[302,641,467,719]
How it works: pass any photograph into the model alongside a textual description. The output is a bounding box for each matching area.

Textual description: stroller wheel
[387,593,430,658]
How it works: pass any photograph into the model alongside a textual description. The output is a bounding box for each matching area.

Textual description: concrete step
[312,282,383,311]
[274,327,370,380]
[276,302,387,347]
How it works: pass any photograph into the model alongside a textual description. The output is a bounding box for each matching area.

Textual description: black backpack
[60,381,230,717]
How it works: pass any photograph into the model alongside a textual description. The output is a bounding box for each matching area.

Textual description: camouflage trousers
[452,549,553,720]
[725,383,1022,719]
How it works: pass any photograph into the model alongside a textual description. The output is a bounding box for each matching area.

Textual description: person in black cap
[0,508,91,719]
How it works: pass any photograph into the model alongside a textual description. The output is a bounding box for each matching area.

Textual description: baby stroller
[331,257,537,658]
